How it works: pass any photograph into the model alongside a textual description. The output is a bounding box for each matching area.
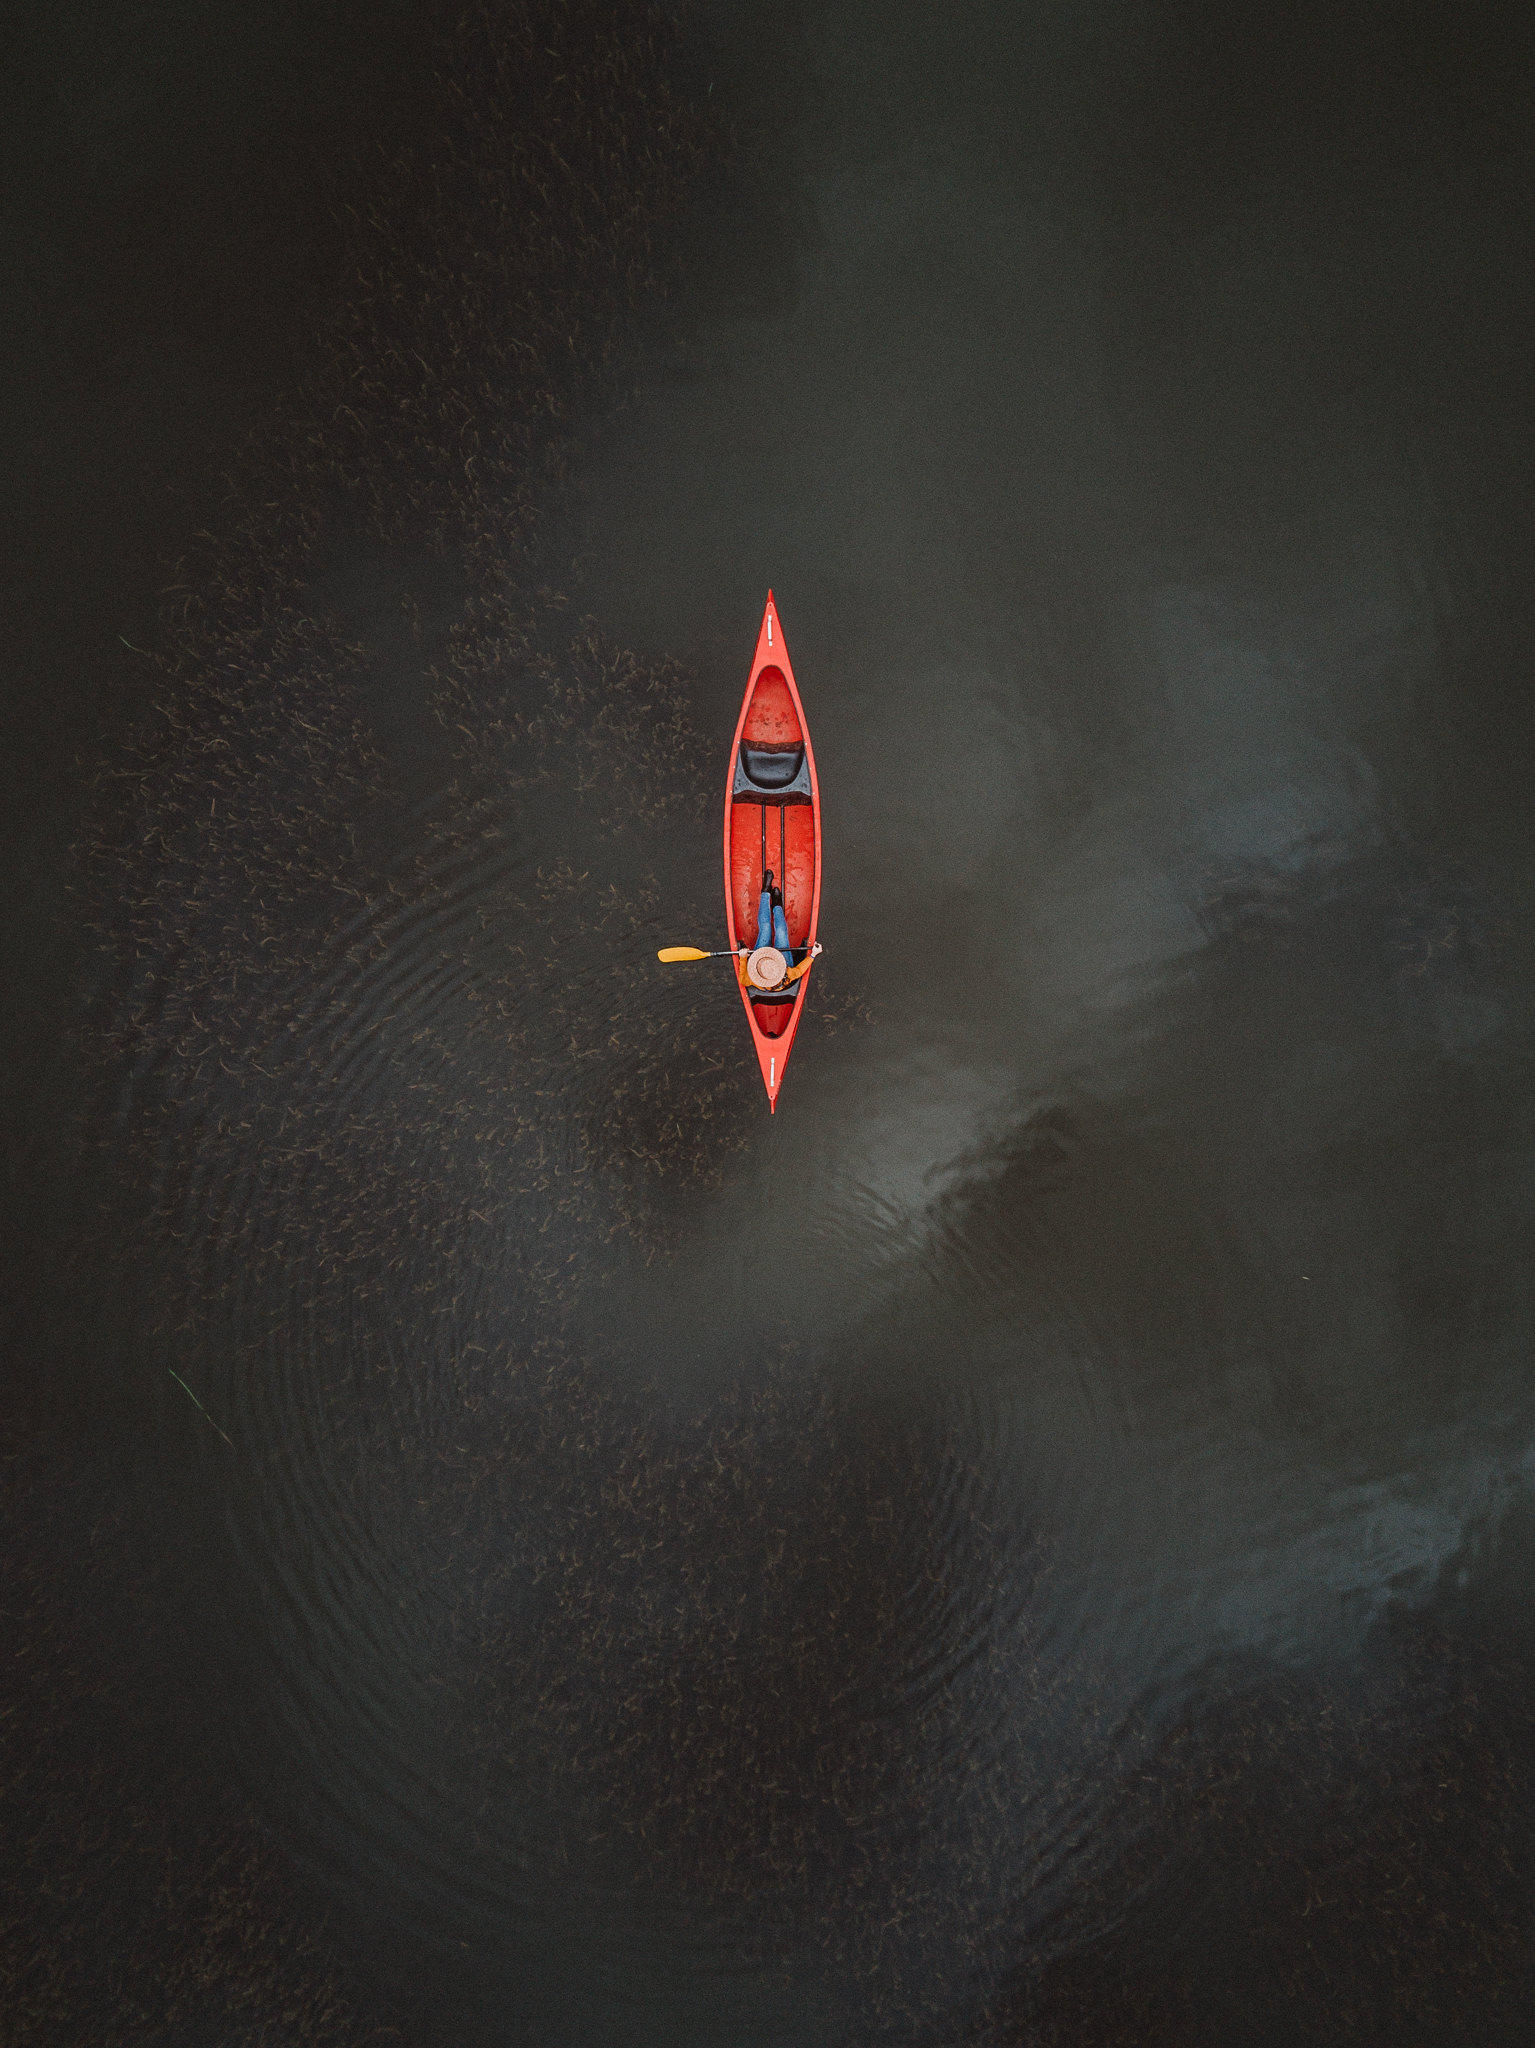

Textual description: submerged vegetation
[87,0,750,1249]
[8,2,1534,2044]
[9,0,757,2036]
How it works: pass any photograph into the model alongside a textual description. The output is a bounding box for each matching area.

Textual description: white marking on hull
[767,613,773,645]
[769,1056,775,1087]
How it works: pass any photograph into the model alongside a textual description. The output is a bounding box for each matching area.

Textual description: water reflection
[42,0,1535,2039]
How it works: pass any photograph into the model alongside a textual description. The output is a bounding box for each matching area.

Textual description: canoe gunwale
[722,593,821,1111]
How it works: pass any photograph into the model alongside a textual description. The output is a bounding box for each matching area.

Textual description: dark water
[6,2,1535,2042]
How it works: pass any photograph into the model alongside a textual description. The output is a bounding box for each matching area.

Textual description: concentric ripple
[91,607,1158,2035]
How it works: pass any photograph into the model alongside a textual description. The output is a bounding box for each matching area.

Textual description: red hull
[723,593,822,1111]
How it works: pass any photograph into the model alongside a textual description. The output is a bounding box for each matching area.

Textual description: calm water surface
[7,3,1535,2042]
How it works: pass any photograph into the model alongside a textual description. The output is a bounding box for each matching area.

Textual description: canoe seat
[733,742,812,804]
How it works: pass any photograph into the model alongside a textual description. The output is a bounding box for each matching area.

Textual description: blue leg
[772,904,792,954]
[756,892,774,950]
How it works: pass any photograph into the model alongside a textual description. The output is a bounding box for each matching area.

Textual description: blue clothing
[756,892,792,955]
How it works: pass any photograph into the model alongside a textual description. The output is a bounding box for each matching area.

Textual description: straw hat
[747,946,787,989]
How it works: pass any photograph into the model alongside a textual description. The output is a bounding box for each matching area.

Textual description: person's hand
[811,941,823,956]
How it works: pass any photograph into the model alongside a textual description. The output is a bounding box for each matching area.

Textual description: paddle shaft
[657,946,747,962]
[658,940,821,965]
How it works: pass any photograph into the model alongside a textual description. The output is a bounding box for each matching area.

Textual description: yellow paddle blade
[657,946,711,962]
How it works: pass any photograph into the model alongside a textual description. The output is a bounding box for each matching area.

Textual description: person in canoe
[744,871,822,991]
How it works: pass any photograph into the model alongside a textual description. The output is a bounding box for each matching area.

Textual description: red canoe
[723,592,822,1111]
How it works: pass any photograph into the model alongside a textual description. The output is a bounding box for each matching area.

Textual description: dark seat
[733,742,812,804]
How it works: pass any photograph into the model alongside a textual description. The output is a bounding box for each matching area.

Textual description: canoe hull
[723,593,822,1110]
